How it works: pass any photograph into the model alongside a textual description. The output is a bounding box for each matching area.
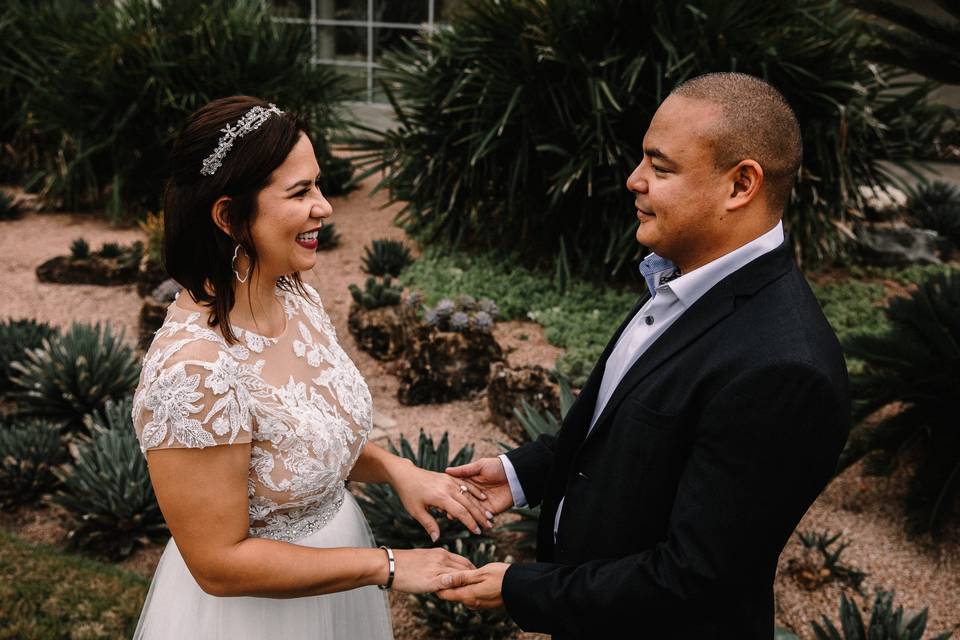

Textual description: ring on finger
[457,484,468,495]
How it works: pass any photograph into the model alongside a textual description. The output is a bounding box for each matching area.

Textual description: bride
[130,96,494,639]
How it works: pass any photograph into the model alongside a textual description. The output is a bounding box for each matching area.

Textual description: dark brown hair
[163,95,314,344]
[672,72,802,214]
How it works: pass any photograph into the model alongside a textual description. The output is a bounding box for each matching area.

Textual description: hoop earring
[232,244,250,284]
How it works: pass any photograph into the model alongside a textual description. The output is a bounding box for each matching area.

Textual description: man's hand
[437,562,509,610]
[445,457,514,515]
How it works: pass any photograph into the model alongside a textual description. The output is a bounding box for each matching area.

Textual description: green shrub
[0,318,58,396]
[69,237,90,260]
[841,271,960,533]
[809,279,889,341]
[810,588,952,640]
[356,430,480,549]
[9,322,141,433]
[362,0,946,279]
[0,0,352,219]
[0,530,149,639]
[0,190,21,220]
[0,419,67,511]
[52,412,167,560]
[907,180,960,246]
[362,239,414,277]
[348,275,404,310]
[315,222,341,251]
[97,242,122,258]
[411,537,518,639]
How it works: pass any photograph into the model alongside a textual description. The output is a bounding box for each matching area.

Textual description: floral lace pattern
[131,282,372,541]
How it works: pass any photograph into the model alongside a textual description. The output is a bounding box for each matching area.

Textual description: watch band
[378,546,395,590]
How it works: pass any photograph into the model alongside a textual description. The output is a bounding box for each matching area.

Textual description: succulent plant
[471,311,494,333]
[314,222,341,251]
[411,538,517,639]
[424,296,500,333]
[0,318,58,395]
[117,240,145,270]
[810,588,952,640]
[405,290,425,309]
[456,294,477,311]
[52,423,167,560]
[449,311,470,331]
[477,298,499,318]
[362,239,414,277]
[0,418,68,511]
[9,322,141,433]
[909,180,960,246]
[424,308,440,326]
[348,276,404,310]
[98,242,123,258]
[435,299,455,318]
[0,190,22,220]
[69,237,90,260]
[356,430,481,549]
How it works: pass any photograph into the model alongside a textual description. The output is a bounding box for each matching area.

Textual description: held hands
[437,562,510,610]
[445,457,515,516]
[391,547,477,593]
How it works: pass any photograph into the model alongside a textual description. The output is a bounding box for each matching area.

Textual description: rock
[138,294,171,351]
[396,324,504,405]
[855,222,945,266]
[35,255,138,285]
[487,363,560,442]
[372,409,397,430]
[151,278,182,304]
[347,303,408,361]
[136,256,169,297]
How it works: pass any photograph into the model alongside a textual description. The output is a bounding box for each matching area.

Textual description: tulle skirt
[132,492,393,639]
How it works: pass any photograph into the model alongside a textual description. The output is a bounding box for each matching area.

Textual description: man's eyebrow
[644,147,676,165]
[285,172,322,191]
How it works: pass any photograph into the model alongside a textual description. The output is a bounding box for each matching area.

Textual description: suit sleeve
[503,433,558,509]
[501,362,850,636]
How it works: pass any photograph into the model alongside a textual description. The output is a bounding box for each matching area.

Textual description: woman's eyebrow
[285,172,322,191]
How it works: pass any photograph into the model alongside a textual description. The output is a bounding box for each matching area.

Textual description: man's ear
[210,196,233,238]
[725,160,763,211]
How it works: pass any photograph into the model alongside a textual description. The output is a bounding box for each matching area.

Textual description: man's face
[627,94,730,268]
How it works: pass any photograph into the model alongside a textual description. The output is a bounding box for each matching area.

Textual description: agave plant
[314,222,341,251]
[907,180,960,246]
[69,237,90,260]
[356,430,480,549]
[348,275,404,310]
[9,322,141,433]
[0,418,68,511]
[97,242,123,258]
[841,271,960,533]
[411,537,517,640]
[52,421,167,560]
[355,0,947,278]
[0,318,58,395]
[361,239,414,277]
[810,589,953,640]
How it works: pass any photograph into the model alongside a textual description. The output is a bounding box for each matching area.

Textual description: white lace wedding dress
[130,281,393,639]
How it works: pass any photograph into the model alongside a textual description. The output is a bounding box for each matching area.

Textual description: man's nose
[626,165,647,193]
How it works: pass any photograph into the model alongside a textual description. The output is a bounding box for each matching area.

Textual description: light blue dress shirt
[499,221,786,541]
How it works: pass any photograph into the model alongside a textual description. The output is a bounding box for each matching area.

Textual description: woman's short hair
[163,95,315,344]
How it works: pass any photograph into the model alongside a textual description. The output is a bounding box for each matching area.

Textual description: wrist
[364,547,391,587]
[383,456,416,488]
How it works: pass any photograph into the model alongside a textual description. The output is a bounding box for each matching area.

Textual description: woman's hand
[390,460,496,541]
[390,547,476,594]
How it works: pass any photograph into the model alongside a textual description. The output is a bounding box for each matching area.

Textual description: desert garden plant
[9,322,141,433]
[907,180,960,246]
[791,530,868,594]
[358,0,947,279]
[349,275,404,310]
[841,271,960,533]
[0,418,67,511]
[810,588,953,640]
[69,237,90,260]
[356,430,481,549]
[52,403,168,560]
[362,239,414,277]
[0,317,58,395]
[314,221,341,251]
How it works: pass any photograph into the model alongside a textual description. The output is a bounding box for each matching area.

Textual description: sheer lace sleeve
[132,340,255,454]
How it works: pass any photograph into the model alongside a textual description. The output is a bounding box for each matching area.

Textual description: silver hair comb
[200,103,284,176]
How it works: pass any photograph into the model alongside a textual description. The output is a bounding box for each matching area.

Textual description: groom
[440,72,851,638]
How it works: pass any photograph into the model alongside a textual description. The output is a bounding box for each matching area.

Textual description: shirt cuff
[499,454,528,509]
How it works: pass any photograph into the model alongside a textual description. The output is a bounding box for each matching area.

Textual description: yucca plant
[362,239,414,277]
[69,237,90,260]
[908,180,960,246]
[356,0,947,279]
[356,430,481,549]
[9,322,141,433]
[0,418,68,511]
[810,589,952,640]
[0,0,352,219]
[841,271,960,534]
[0,318,58,395]
[52,421,167,560]
[314,221,341,251]
[348,275,404,310]
[0,190,21,220]
[411,537,518,640]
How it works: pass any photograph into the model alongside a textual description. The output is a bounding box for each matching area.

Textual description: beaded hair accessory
[200,103,284,176]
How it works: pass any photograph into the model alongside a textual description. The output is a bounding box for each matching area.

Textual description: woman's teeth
[296,231,318,242]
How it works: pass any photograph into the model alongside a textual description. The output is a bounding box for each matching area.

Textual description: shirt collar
[638,221,785,308]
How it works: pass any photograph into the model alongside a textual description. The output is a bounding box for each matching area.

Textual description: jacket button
[577,471,589,480]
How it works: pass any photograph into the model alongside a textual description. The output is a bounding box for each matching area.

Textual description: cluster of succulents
[909,180,960,246]
[0,318,59,395]
[0,418,68,511]
[66,237,144,266]
[70,237,91,259]
[422,295,499,333]
[315,222,341,251]
[348,276,404,310]
[362,239,414,277]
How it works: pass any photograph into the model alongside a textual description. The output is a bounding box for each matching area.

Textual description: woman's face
[249,133,332,280]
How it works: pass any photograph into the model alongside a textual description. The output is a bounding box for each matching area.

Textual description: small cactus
[405,291,425,309]
[98,242,123,258]
[424,308,439,326]
[70,237,91,260]
[362,239,414,277]
[472,311,494,332]
[349,276,403,310]
[456,294,477,311]
[478,298,499,318]
[450,311,470,331]
[435,299,456,318]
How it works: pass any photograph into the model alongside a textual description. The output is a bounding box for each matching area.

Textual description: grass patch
[0,529,149,639]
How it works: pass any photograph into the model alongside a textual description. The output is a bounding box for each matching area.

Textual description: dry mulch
[1,180,957,639]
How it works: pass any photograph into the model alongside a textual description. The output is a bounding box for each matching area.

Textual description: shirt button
[645,316,655,325]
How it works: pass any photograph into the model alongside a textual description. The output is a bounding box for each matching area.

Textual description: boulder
[347,303,408,361]
[487,363,560,442]
[137,279,181,351]
[136,256,169,297]
[35,255,138,286]
[855,222,945,266]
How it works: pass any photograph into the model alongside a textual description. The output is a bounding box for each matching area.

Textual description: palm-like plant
[0,318,58,396]
[361,239,414,277]
[907,180,960,246]
[356,0,946,279]
[810,589,952,640]
[356,430,482,549]
[841,271,960,533]
[0,418,68,511]
[852,0,960,85]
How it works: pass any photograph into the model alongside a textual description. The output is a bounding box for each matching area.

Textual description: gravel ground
[1,179,957,639]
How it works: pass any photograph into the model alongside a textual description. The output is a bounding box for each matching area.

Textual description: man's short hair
[671,72,802,213]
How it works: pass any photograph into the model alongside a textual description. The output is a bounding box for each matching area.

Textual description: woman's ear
[210,196,233,238]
